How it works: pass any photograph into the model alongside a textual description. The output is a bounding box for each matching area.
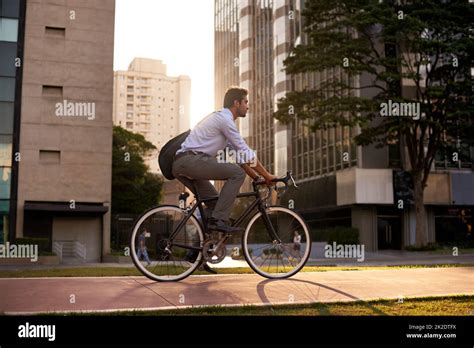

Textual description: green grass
[424,247,474,255]
[404,243,474,253]
[54,295,474,316]
[0,264,472,278]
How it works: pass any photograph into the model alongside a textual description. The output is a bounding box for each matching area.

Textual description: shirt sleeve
[220,116,256,164]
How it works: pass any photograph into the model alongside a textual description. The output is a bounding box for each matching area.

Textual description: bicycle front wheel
[242,206,311,279]
[130,205,204,282]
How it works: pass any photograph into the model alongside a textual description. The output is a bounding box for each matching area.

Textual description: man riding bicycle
[130,90,310,280]
[172,87,277,234]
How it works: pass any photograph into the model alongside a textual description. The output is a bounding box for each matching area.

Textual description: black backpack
[158,129,191,180]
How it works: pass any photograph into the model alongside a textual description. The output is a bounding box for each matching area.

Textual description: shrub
[231,247,252,259]
[15,237,50,252]
[311,226,359,245]
[405,243,440,251]
[262,247,283,257]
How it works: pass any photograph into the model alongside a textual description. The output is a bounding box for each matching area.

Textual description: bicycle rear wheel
[130,205,204,282]
[242,206,311,279]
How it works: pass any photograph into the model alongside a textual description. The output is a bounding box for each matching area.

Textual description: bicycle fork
[258,206,282,243]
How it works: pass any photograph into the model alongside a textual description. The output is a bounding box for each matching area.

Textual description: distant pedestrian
[137,229,151,266]
[293,231,302,258]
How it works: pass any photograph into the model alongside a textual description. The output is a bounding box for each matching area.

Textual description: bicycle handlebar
[252,171,298,194]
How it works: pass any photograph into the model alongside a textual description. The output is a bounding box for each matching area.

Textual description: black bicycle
[130,171,311,281]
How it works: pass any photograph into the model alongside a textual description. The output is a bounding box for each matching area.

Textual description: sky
[114,0,215,127]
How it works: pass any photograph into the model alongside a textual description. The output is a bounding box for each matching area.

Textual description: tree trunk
[413,172,428,246]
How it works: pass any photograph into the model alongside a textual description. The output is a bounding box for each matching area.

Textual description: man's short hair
[223,87,248,108]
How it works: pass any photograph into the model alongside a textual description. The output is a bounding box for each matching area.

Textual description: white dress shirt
[176,108,256,164]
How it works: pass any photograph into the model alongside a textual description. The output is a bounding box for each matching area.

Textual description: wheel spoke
[244,207,310,278]
[130,206,203,281]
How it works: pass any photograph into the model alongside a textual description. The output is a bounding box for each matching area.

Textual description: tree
[275,0,473,247]
[112,126,163,215]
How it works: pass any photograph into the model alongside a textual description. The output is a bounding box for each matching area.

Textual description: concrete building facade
[214,0,474,251]
[3,0,116,262]
[113,58,191,175]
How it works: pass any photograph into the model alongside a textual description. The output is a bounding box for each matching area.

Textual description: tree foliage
[112,126,163,215]
[275,0,474,246]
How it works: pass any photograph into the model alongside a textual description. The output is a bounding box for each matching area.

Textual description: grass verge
[46,295,474,316]
[0,264,472,278]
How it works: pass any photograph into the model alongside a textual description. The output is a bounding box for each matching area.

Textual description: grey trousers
[172,153,246,222]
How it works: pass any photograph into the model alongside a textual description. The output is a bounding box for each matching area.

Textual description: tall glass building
[0,0,25,244]
[214,0,240,111]
[215,0,474,251]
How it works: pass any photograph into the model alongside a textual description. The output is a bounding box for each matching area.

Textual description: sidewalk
[1,267,473,314]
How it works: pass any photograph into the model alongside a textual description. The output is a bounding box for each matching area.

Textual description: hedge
[311,226,359,244]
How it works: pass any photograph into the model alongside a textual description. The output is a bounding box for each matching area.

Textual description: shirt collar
[220,108,234,120]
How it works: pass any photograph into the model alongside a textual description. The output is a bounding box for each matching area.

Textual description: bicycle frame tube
[169,189,280,243]
[169,202,200,241]
[171,242,202,252]
[199,191,259,228]
[232,192,281,242]
[231,198,260,227]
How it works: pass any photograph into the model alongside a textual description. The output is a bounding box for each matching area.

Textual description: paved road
[1,267,473,314]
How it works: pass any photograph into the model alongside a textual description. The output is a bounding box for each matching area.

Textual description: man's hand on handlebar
[264,174,278,186]
[252,171,297,196]
[252,174,278,187]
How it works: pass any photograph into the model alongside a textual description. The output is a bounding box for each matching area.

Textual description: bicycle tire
[130,205,204,282]
[242,206,311,279]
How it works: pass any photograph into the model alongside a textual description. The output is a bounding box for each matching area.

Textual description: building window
[44,26,65,37]
[0,77,15,101]
[0,42,17,77]
[0,135,13,167]
[39,150,60,164]
[42,85,63,97]
[0,18,18,42]
[1,0,20,17]
[0,102,14,134]
[0,168,11,199]
[126,122,133,129]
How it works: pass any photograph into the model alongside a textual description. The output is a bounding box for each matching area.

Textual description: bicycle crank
[202,239,226,264]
